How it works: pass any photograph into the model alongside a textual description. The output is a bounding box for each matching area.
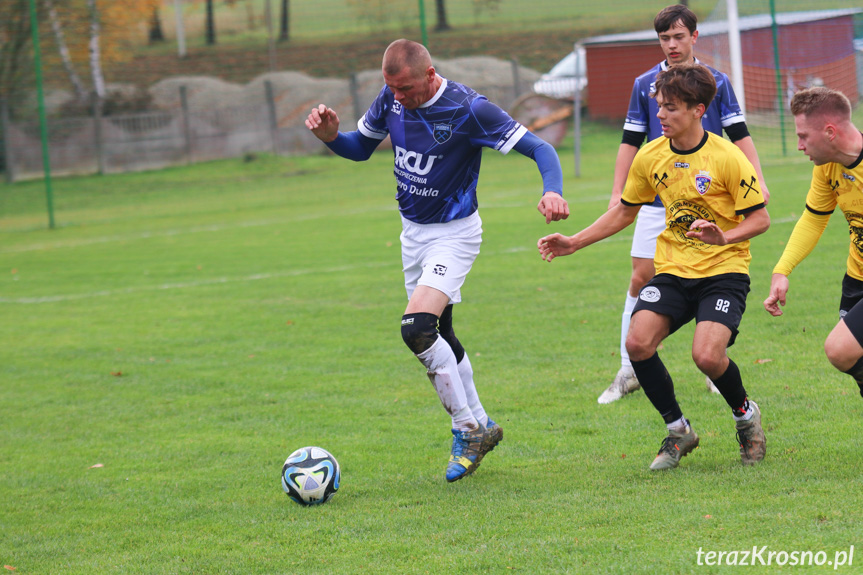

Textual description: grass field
[101,0,863,86]
[160,0,863,43]
[2,121,862,573]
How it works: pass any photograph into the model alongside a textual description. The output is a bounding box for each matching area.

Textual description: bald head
[383,39,432,78]
[381,39,439,109]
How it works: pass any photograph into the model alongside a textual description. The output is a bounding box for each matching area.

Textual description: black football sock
[842,356,863,398]
[631,352,682,424]
[709,358,749,415]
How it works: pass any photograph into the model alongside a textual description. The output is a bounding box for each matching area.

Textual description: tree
[17,0,160,104]
[44,0,87,101]
[432,0,502,31]
[0,0,34,102]
[148,4,164,43]
[434,0,449,31]
[205,0,215,45]
[278,0,289,42]
[86,0,105,99]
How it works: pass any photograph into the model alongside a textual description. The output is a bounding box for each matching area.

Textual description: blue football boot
[445,427,485,482]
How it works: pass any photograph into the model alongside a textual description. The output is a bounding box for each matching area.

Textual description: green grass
[153,0,863,45]
[2,123,862,573]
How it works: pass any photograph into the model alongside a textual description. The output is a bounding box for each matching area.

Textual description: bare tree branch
[86,0,105,99]
[44,0,87,101]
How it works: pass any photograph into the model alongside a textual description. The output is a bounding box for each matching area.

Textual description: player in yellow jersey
[764,87,863,396]
[538,63,770,469]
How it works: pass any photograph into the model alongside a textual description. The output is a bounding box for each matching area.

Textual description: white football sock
[416,337,478,431]
[733,400,756,422]
[457,355,488,427]
[666,416,689,433]
[621,292,638,368]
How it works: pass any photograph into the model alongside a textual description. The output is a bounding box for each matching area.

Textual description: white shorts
[400,211,482,305]
[630,204,666,259]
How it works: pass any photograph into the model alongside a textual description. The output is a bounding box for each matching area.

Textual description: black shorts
[840,273,863,315]
[840,274,863,346]
[631,273,750,347]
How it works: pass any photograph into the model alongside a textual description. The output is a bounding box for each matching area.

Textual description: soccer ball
[281,446,340,506]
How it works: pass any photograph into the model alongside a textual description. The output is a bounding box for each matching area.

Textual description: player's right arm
[608,142,640,209]
[764,167,835,316]
[538,202,641,262]
[540,146,654,262]
[609,76,650,210]
[763,208,831,316]
[305,103,379,162]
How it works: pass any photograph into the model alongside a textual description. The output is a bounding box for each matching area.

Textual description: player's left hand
[763,273,789,317]
[537,192,569,224]
[685,219,727,245]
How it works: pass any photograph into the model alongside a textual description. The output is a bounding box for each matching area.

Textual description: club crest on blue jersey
[433,123,454,144]
[695,171,712,195]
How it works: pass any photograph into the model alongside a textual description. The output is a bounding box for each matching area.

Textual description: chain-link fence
[2,55,541,181]
[1,0,862,181]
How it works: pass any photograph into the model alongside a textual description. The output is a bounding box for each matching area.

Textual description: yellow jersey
[622,131,766,278]
[773,150,863,280]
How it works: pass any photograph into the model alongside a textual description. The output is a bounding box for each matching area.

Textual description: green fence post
[1,99,15,183]
[418,0,428,48]
[28,0,55,228]
[769,0,787,156]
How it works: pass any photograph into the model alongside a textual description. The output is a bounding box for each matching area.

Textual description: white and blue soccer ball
[281,446,340,506]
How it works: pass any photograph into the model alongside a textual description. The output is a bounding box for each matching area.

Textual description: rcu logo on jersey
[394,146,437,176]
[695,170,712,195]
[433,123,453,144]
[362,77,524,224]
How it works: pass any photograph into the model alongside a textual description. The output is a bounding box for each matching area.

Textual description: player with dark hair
[599,3,770,404]
[764,87,863,394]
[305,39,569,482]
[539,63,769,470]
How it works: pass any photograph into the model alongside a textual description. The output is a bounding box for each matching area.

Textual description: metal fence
[4,0,861,182]
[1,57,541,182]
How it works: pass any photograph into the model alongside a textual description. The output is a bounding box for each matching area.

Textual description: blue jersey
[358,77,527,224]
[624,59,745,139]
[623,59,745,208]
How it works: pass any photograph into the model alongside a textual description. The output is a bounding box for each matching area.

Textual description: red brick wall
[584,42,665,121]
